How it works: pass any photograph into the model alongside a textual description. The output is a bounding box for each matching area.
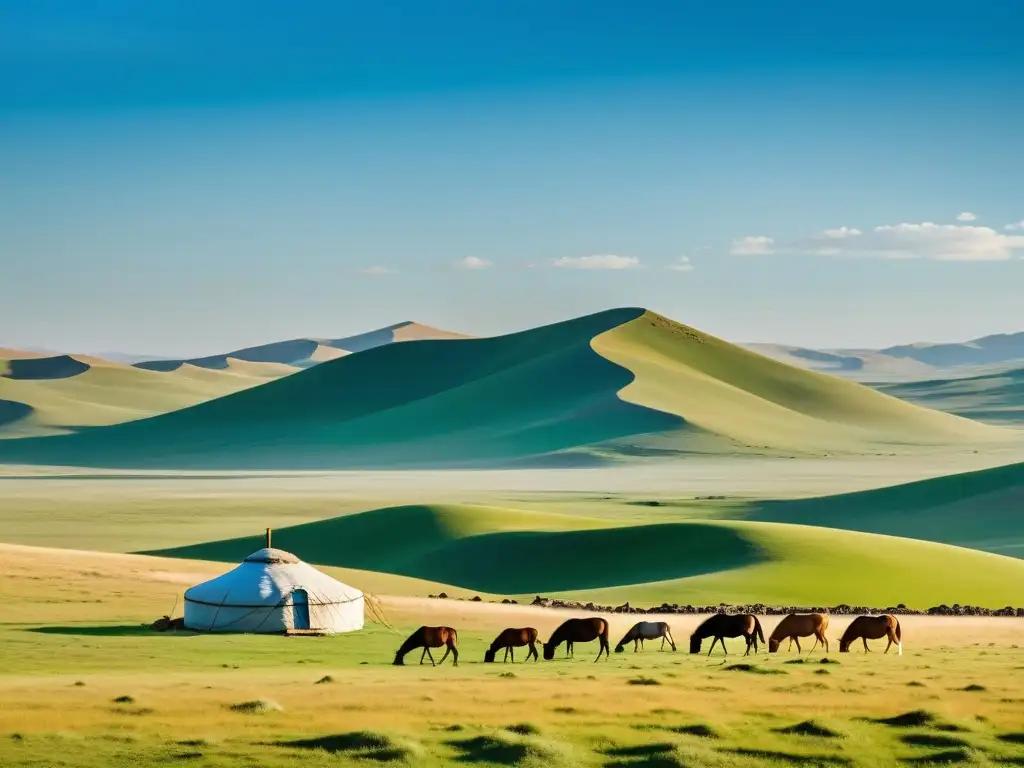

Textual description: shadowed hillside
[750,461,1024,557]
[146,503,1024,606]
[0,308,1003,467]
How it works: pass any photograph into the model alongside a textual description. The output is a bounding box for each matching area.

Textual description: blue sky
[2,1,1023,356]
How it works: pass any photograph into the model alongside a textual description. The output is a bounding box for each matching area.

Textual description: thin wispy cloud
[551,254,641,269]
[730,236,775,255]
[1005,221,1024,231]
[358,265,396,276]
[956,212,978,222]
[667,256,694,272]
[796,221,1024,261]
[455,256,492,269]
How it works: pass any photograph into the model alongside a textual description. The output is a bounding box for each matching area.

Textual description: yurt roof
[184,548,362,607]
[244,547,300,564]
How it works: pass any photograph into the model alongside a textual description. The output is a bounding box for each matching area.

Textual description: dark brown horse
[393,626,459,666]
[615,621,677,653]
[839,615,902,655]
[484,627,541,663]
[689,613,764,656]
[542,617,610,662]
[768,613,829,653]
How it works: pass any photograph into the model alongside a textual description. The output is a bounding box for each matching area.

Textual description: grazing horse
[393,626,459,667]
[615,621,677,653]
[543,617,610,662]
[484,627,541,663]
[689,613,764,656]
[839,615,902,655]
[768,613,829,653]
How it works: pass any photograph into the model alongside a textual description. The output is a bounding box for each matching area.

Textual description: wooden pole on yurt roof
[266,528,272,548]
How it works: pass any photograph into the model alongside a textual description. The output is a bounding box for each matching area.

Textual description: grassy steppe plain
[1,542,1022,768]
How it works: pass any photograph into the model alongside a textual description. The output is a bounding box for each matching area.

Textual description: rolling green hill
[0,308,1003,468]
[749,460,1024,558]
[147,502,1024,607]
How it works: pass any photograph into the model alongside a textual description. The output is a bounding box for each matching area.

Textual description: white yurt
[183,535,364,634]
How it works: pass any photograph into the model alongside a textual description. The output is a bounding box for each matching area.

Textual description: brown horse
[543,617,610,662]
[689,613,764,656]
[484,627,541,663]
[768,613,829,653]
[839,615,902,655]
[393,626,459,666]
[615,621,677,653]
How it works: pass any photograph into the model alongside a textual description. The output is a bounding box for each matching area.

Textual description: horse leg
[529,642,538,661]
[809,636,819,654]
[420,648,428,665]
[503,647,509,663]
[884,632,894,654]
[794,637,802,653]
[744,635,752,657]
[707,636,718,657]
[661,635,666,651]
[510,647,515,663]
[438,646,451,665]
[862,637,870,652]
[426,648,436,667]
[597,635,609,662]
[823,633,829,653]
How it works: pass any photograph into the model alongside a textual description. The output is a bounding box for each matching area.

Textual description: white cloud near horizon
[667,256,694,272]
[730,235,775,255]
[358,265,396,275]
[799,221,1024,261]
[1005,220,1024,231]
[956,211,978,222]
[456,256,492,269]
[551,254,641,269]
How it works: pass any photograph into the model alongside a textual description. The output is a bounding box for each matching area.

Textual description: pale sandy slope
[0,353,294,437]
[593,311,1005,454]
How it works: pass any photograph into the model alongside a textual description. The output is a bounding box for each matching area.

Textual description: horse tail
[894,618,902,655]
[754,616,765,643]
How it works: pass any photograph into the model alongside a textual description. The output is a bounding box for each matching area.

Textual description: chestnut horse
[768,613,829,653]
[839,615,902,655]
[689,613,764,656]
[484,627,541,663]
[543,617,610,662]
[393,626,459,666]
[615,621,677,653]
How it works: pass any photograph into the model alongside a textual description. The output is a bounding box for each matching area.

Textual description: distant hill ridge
[747,330,1024,382]
[133,320,469,371]
[0,307,1003,468]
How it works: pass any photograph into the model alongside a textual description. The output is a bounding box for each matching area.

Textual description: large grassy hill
[0,308,1002,468]
[749,460,1024,558]
[147,502,1024,607]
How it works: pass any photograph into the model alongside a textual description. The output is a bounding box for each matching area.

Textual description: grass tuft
[229,699,281,714]
[775,720,844,738]
[112,695,134,704]
[668,723,720,739]
[628,676,662,686]
[314,675,334,684]
[724,663,785,675]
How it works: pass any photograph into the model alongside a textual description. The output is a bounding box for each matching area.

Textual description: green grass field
[1,541,1023,768]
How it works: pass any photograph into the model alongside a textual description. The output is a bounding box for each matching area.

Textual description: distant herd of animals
[391,613,904,666]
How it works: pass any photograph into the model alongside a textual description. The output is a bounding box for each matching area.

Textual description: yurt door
[292,590,310,630]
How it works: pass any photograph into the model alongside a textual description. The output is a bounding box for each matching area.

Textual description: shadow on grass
[724,747,852,765]
[274,732,416,762]
[27,625,194,638]
[900,748,975,765]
